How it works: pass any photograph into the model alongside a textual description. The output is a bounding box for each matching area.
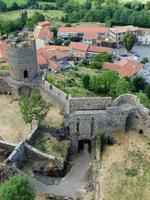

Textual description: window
[91,118,94,135]
[76,119,80,134]
[24,70,28,78]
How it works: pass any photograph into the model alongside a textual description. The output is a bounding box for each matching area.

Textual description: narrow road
[27,147,90,197]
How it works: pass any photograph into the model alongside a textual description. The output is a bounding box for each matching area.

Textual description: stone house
[34,21,54,49]
[109,25,139,47]
[138,28,150,46]
[58,26,109,41]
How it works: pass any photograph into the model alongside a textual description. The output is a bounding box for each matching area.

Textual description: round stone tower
[7,32,40,97]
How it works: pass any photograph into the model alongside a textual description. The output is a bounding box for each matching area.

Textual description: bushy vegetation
[61,0,150,28]
[0,10,45,34]
[0,175,36,200]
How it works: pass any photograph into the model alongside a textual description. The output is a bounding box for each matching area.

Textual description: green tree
[0,175,36,200]
[137,91,150,109]
[123,32,137,52]
[0,1,7,12]
[131,76,146,92]
[145,84,150,99]
[140,57,149,64]
[82,74,90,89]
[115,78,131,97]
[91,70,119,94]
[19,91,46,129]
[91,52,112,69]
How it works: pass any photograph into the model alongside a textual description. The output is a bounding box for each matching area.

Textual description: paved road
[27,146,90,197]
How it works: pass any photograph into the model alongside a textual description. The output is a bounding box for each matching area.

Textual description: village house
[34,21,54,49]
[69,42,113,62]
[37,45,73,72]
[138,28,150,46]
[58,26,109,41]
[109,25,139,46]
[83,32,117,48]
[103,58,144,78]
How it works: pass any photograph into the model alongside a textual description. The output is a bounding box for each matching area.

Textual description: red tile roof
[48,60,62,69]
[103,59,144,78]
[44,45,70,52]
[0,40,7,59]
[37,49,48,66]
[83,32,98,40]
[73,50,86,58]
[38,21,51,27]
[69,42,89,52]
[59,26,109,34]
[87,46,113,54]
[34,21,53,41]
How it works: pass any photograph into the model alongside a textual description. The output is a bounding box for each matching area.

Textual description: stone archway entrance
[18,86,31,96]
[125,110,137,131]
[78,139,91,153]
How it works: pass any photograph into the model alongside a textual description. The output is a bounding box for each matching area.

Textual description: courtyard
[0,95,32,144]
[100,131,150,200]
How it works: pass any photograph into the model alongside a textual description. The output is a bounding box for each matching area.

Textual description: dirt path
[27,149,90,198]
[100,131,150,200]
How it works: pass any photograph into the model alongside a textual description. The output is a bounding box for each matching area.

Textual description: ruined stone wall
[0,78,12,94]
[40,81,70,114]
[69,97,112,114]
[69,106,130,150]
[7,142,25,163]
[0,140,16,152]
[26,125,39,145]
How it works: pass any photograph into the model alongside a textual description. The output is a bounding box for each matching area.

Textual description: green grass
[121,0,149,3]
[47,66,99,97]
[101,132,150,200]
[0,9,64,21]
[0,65,9,70]
[2,0,27,6]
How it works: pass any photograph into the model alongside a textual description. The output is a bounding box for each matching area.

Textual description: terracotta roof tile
[48,60,62,69]
[69,42,89,52]
[110,25,139,34]
[83,32,98,40]
[0,40,7,59]
[59,26,109,34]
[87,46,112,54]
[103,59,144,78]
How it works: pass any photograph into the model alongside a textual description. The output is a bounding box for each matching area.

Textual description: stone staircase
[136,107,147,123]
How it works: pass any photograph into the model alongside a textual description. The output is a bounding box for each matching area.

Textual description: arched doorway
[78,139,91,153]
[125,111,136,131]
[18,86,31,96]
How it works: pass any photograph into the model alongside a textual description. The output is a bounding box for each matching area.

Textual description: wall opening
[78,139,91,153]
[24,70,28,79]
[91,117,94,136]
[125,111,136,131]
[76,118,80,136]
[18,86,31,96]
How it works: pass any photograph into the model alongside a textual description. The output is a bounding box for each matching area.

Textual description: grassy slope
[100,131,150,200]
[2,0,27,6]
[0,9,64,21]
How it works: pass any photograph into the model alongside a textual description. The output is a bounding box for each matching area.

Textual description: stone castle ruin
[0,32,150,154]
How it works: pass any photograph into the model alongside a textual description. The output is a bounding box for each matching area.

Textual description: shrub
[0,175,36,200]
